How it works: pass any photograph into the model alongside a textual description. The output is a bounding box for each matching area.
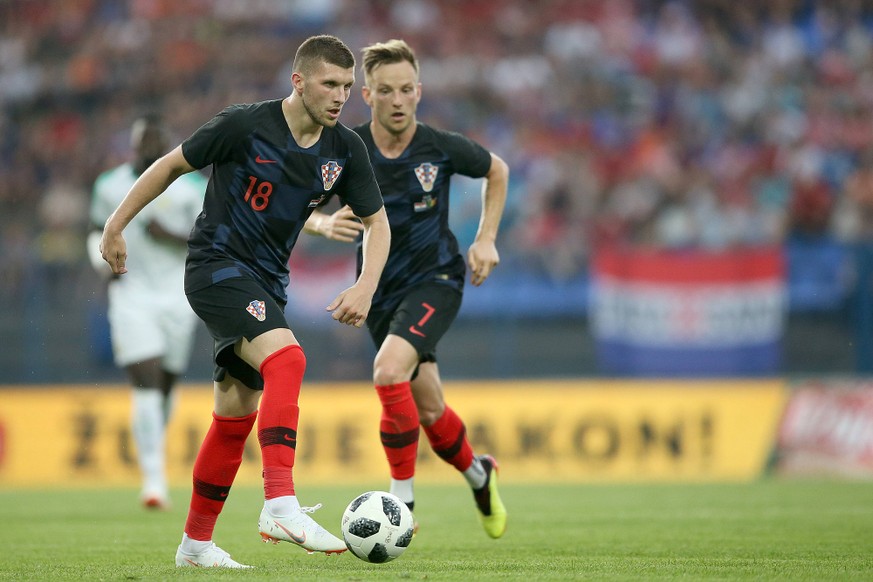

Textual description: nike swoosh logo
[275,520,306,545]
[256,155,277,164]
[283,434,295,441]
[409,302,435,338]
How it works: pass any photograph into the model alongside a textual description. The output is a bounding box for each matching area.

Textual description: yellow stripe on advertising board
[0,380,787,488]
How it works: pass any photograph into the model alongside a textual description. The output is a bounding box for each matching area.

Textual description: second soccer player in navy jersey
[306,39,508,539]
[100,35,390,568]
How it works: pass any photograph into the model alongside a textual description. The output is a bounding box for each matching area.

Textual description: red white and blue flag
[590,247,787,376]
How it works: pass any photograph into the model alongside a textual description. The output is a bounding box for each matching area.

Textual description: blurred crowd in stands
[2,0,873,303]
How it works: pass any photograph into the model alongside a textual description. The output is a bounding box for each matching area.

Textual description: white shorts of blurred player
[107,285,198,373]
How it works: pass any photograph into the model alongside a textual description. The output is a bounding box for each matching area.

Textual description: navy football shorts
[367,281,462,364]
[186,276,289,391]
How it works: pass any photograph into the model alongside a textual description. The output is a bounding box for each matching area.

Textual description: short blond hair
[360,39,419,84]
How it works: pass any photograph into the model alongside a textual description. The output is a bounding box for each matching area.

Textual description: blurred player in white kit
[88,114,207,509]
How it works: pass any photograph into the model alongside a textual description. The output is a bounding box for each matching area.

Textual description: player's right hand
[100,230,128,275]
[325,283,372,328]
[319,205,364,243]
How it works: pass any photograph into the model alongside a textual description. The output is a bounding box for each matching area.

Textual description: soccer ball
[340,491,415,563]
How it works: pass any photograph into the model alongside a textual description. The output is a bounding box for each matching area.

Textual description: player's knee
[415,395,445,426]
[373,367,404,386]
[417,407,441,426]
[373,358,414,386]
[126,358,165,388]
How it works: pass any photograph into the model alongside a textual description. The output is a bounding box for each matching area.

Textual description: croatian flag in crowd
[590,247,787,376]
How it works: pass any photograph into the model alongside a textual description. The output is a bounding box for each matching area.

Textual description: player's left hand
[326,284,373,327]
[467,241,499,286]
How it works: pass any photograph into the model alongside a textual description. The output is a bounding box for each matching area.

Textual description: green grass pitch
[1,480,872,580]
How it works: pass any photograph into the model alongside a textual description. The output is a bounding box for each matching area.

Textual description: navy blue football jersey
[182,99,383,303]
[352,122,492,311]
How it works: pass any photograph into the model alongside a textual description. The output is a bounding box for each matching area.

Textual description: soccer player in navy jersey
[100,35,390,568]
[306,39,508,539]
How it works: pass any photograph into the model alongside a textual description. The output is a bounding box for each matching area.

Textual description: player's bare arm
[467,152,509,286]
[326,206,390,326]
[303,204,364,242]
[101,145,197,274]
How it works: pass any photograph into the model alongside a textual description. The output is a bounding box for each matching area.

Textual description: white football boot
[258,503,347,555]
[175,542,252,568]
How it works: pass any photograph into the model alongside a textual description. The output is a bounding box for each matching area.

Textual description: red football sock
[258,345,305,500]
[424,405,474,472]
[375,382,420,480]
[184,411,257,541]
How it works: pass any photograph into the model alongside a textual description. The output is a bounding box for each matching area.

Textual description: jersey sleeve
[181,105,249,170]
[336,128,384,218]
[435,129,492,179]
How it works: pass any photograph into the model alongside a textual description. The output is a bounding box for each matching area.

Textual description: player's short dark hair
[361,39,419,82]
[293,34,355,75]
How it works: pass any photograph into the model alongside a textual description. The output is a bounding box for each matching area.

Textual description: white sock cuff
[390,478,415,505]
[265,495,300,517]
[463,458,487,489]
[180,533,211,554]
[132,387,163,406]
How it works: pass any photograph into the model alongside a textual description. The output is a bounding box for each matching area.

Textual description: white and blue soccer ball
[340,491,415,563]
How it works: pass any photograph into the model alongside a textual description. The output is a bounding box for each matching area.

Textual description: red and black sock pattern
[423,405,474,472]
[375,382,420,480]
[258,345,305,499]
[184,411,257,541]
